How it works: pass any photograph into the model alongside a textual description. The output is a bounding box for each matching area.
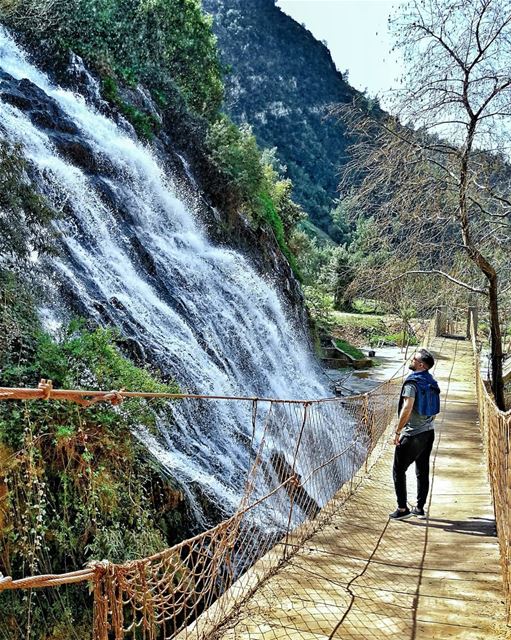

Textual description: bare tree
[339,0,511,409]
[0,0,63,29]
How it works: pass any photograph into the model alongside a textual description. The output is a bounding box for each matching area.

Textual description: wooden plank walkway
[219,338,509,640]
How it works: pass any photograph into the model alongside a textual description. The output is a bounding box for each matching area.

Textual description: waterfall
[0,29,347,528]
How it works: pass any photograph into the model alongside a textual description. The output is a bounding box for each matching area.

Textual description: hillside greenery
[0,289,186,638]
[2,0,313,282]
[206,119,305,273]
[4,0,224,119]
[202,0,381,242]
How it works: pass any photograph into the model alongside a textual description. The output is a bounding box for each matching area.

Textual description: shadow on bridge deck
[217,338,509,640]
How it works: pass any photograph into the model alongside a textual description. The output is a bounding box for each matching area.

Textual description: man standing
[389,348,440,520]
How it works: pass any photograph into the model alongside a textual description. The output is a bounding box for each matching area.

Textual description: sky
[276,0,405,107]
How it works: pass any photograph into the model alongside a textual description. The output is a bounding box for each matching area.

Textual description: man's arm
[394,397,415,445]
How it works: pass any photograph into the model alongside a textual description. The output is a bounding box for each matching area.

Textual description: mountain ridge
[203,0,379,241]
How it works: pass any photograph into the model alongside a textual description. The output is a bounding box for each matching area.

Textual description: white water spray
[0,29,345,525]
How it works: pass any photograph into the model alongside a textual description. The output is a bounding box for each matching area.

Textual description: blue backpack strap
[400,372,440,416]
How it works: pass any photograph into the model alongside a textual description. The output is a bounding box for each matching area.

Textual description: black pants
[393,430,435,509]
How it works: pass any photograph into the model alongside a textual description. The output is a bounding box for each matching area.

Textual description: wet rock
[92,300,115,325]
[117,336,147,366]
[269,451,320,519]
[65,52,107,111]
[135,85,163,125]
[129,235,158,277]
[114,113,137,138]
[109,296,127,312]
[90,177,132,221]
[0,71,79,134]
[51,131,99,172]
[0,69,105,174]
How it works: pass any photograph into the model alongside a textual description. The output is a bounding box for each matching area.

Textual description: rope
[0,568,94,590]
[0,357,414,408]
[0,333,428,638]
[468,309,511,622]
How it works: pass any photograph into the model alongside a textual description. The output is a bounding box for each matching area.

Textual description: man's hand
[393,430,401,446]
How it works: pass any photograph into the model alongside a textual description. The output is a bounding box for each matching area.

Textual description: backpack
[399,371,441,416]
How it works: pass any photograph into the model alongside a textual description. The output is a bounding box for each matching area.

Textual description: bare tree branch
[377,270,488,295]
[339,0,511,407]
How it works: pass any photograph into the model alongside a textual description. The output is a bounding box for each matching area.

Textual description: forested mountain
[202,0,378,241]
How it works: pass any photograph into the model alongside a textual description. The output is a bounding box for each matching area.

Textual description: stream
[325,345,410,396]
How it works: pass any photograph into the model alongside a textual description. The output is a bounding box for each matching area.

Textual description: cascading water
[0,29,353,529]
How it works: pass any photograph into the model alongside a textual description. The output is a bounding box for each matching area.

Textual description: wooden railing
[468,309,511,621]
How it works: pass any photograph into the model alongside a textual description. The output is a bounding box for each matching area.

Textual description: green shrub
[257,190,301,279]
[303,286,334,328]
[101,76,160,139]
[334,339,365,360]
[206,119,265,202]
[351,299,387,315]
[0,276,185,639]
[206,119,303,278]
[330,310,387,333]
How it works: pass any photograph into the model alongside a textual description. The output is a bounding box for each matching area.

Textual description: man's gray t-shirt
[401,382,435,436]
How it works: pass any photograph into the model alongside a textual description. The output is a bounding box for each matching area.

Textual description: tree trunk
[488,278,505,410]
[459,126,505,410]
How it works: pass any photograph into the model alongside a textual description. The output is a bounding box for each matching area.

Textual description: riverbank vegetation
[0,270,188,639]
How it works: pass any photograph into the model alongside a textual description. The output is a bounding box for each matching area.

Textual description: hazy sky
[276,0,405,106]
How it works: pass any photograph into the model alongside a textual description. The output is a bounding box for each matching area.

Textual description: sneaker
[389,507,412,520]
[411,506,426,519]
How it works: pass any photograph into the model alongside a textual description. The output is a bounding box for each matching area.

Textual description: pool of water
[324,346,411,396]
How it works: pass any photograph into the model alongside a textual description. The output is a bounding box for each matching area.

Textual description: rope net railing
[0,371,406,640]
[468,309,511,621]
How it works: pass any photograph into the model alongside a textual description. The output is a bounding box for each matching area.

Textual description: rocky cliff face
[0,24,327,392]
[0,26,330,523]
[0,42,305,321]
[203,0,364,240]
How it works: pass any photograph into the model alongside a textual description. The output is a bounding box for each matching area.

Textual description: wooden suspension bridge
[1,313,510,640]
[210,337,508,640]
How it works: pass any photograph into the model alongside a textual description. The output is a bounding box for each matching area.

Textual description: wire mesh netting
[87,381,403,640]
[0,370,405,639]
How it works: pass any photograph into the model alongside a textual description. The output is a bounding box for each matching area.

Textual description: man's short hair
[417,348,435,369]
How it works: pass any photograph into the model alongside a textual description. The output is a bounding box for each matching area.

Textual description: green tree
[329,198,355,246]
[327,247,354,311]
[0,141,57,265]
[206,119,264,205]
